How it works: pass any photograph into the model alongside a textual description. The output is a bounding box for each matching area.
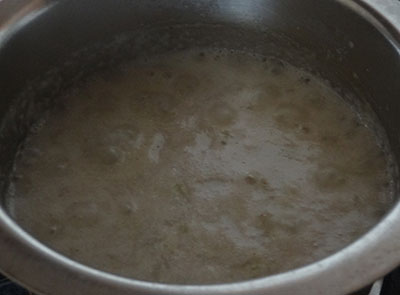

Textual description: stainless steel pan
[0,1,400,294]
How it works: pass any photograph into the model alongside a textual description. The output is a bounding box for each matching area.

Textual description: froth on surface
[7,49,394,284]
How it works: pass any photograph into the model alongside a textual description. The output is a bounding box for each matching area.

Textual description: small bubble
[7,183,16,196]
[50,225,59,234]
[163,71,172,79]
[299,76,311,84]
[12,174,23,181]
[270,59,285,75]
[57,164,67,169]
[298,125,311,134]
[30,119,46,134]
[245,174,257,185]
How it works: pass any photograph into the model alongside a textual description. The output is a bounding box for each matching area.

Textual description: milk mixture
[6,49,394,284]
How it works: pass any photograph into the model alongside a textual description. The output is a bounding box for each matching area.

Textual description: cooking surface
[6,49,394,284]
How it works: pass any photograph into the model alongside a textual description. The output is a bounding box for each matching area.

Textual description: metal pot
[0,0,400,294]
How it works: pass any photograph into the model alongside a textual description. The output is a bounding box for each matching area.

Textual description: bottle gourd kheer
[6,49,395,284]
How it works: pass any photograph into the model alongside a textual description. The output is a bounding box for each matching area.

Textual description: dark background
[0,274,32,295]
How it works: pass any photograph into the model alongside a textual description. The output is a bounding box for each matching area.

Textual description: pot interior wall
[0,0,399,216]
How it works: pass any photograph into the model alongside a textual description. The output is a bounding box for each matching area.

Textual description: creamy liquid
[7,49,394,284]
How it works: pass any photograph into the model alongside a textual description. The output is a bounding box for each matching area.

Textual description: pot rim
[0,1,400,295]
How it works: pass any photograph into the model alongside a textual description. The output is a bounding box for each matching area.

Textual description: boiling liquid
[7,49,394,284]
